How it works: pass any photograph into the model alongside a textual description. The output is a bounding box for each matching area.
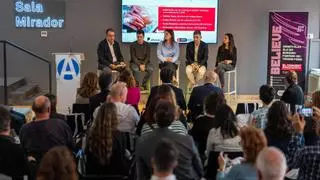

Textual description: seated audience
[94,82,139,133]
[76,72,99,104]
[151,139,179,180]
[136,100,203,180]
[147,67,187,111]
[188,70,223,120]
[45,94,65,120]
[281,70,304,113]
[190,92,226,160]
[20,96,74,161]
[118,69,141,107]
[256,147,287,180]
[86,102,129,175]
[250,85,275,129]
[36,146,77,180]
[141,85,187,136]
[206,104,242,153]
[264,101,294,158]
[217,126,267,179]
[89,71,112,119]
[0,107,27,178]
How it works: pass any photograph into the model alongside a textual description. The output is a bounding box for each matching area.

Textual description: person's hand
[139,64,145,72]
[123,6,151,30]
[167,58,173,62]
[289,113,306,133]
[120,62,126,67]
[218,152,227,171]
[110,64,117,70]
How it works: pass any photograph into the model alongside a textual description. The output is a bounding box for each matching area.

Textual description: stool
[97,70,119,83]
[158,66,180,87]
[224,68,237,101]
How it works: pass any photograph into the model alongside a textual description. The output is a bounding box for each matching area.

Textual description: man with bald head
[19,96,73,161]
[256,147,287,180]
[188,70,223,121]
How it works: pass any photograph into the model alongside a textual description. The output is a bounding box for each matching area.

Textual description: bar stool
[158,66,179,87]
[224,68,237,101]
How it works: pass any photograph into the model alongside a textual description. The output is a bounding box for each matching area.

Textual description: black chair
[235,103,259,115]
[72,104,91,122]
[205,151,243,180]
[65,113,86,138]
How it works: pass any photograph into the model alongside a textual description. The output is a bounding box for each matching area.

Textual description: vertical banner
[55,53,81,113]
[267,12,309,98]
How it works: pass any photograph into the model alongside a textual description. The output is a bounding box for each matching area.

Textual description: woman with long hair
[76,72,99,104]
[86,102,129,175]
[118,69,141,107]
[157,29,180,73]
[37,146,77,180]
[206,104,242,153]
[215,33,237,88]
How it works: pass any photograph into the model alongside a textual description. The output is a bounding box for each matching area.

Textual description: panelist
[97,28,126,73]
[215,33,237,88]
[157,29,180,73]
[130,30,154,90]
[186,30,208,88]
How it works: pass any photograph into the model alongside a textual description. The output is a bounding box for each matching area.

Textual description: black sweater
[216,45,237,67]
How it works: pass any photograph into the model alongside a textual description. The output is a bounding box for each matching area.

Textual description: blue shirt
[157,41,180,63]
[216,163,258,180]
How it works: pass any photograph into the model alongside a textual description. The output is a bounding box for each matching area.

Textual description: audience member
[188,70,223,120]
[118,69,141,107]
[281,70,304,113]
[217,126,267,179]
[147,67,187,111]
[86,102,129,175]
[89,71,112,120]
[0,107,27,178]
[264,101,294,157]
[256,147,287,180]
[151,139,179,180]
[190,92,226,160]
[45,94,65,120]
[140,85,187,136]
[20,96,74,161]
[76,72,99,104]
[206,104,242,153]
[250,85,275,129]
[136,100,203,180]
[36,146,77,180]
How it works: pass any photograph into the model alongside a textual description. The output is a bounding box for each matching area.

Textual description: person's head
[215,104,238,138]
[223,33,235,51]
[0,107,11,136]
[87,102,118,165]
[109,82,128,103]
[32,96,51,120]
[37,146,77,180]
[106,28,116,44]
[203,92,226,116]
[285,70,298,85]
[266,101,293,139]
[256,147,287,180]
[137,29,145,44]
[78,72,98,98]
[259,85,275,106]
[193,30,202,45]
[44,94,57,115]
[154,99,177,128]
[312,90,320,108]
[163,29,175,44]
[152,139,179,177]
[204,70,218,84]
[98,71,113,92]
[118,69,136,88]
[160,67,175,84]
[240,126,267,164]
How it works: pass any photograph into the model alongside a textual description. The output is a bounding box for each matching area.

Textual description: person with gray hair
[256,147,287,180]
[19,96,74,161]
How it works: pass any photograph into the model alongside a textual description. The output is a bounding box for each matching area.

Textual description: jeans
[186,65,206,85]
[130,63,154,87]
[216,63,234,85]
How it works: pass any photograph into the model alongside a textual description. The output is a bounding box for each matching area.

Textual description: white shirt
[150,175,176,180]
[206,127,242,153]
[108,41,117,63]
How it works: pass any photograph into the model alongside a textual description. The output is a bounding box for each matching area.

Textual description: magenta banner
[267,12,309,98]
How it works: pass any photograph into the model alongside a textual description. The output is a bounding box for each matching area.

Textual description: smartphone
[300,108,313,117]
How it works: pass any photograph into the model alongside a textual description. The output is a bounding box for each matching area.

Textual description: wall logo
[57,58,80,80]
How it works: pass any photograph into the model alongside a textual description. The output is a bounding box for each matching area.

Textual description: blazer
[97,39,124,70]
[216,45,237,67]
[136,128,203,180]
[147,84,187,111]
[186,41,209,67]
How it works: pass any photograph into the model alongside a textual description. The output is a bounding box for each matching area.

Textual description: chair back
[65,113,86,138]
[235,103,259,115]
[72,104,90,122]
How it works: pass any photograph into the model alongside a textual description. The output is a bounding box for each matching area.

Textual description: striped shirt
[141,121,187,136]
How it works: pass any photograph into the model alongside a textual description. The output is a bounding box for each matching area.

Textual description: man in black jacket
[97,28,126,72]
[186,31,208,88]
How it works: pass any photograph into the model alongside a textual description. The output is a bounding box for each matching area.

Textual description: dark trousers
[130,63,154,86]
[215,63,234,85]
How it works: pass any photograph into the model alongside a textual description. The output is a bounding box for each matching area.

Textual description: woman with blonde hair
[85,102,129,175]
[76,72,99,104]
